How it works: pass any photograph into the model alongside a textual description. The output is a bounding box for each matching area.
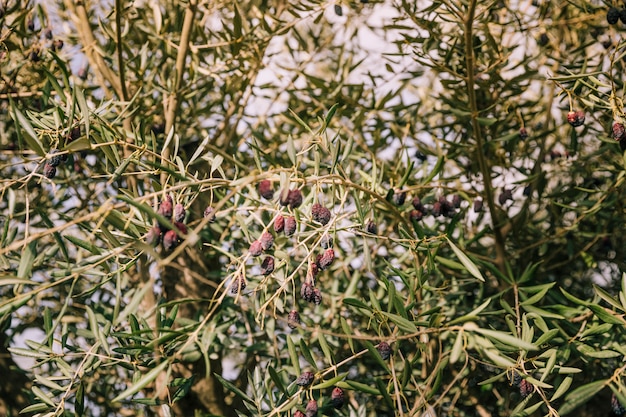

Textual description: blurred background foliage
[1,0,626,416]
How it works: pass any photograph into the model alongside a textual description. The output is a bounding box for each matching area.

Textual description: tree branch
[463,0,507,273]
[63,0,124,100]
[160,0,196,184]
[115,0,129,102]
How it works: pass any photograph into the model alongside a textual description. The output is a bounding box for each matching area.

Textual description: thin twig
[463,0,507,273]
[160,1,196,183]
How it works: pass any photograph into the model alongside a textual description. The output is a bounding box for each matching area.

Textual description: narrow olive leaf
[610,386,626,411]
[34,374,65,392]
[15,241,37,283]
[522,304,564,319]
[64,235,102,255]
[534,328,559,346]
[398,158,414,189]
[375,378,395,409]
[111,361,169,402]
[520,283,555,306]
[343,298,370,310]
[558,379,606,415]
[13,106,45,156]
[8,347,50,359]
[446,237,485,282]
[525,375,552,389]
[478,371,507,386]
[593,285,624,312]
[587,305,624,325]
[214,374,255,405]
[550,376,573,401]
[435,256,466,272]
[540,349,557,381]
[363,341,391,373]
[581,323,613,338]
[340,317,355,353]
[75,87,90,137]
[450,330,465,364]
[324,103,340,127]
[310,372,349,390]
[171,377,194,403]
[514,401,542,417]
[448,298,491,325]
[210,155,224,176]
[582,349,621,359]
[549,70,603,81]
[268,366,288,396]
[477,117,497,126]
[368,288,382,312]
[287,335,300,376]
[339,380,380,395]
[75,381,85,416]
[317,334,335,364]
[380,311,418,333]
[340,136,353,168]
[473,328,538,351]
[0,277,35,286]
[559,288,590,306]
[19,403,51,414]
[187,135,210,167]
[482,348,516,368]
[422,154,444,185]
[556,367,582,374]
[299,339,317,369]
[32,386,56,407]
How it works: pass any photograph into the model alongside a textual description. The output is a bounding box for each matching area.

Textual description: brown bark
[0,331,32,416]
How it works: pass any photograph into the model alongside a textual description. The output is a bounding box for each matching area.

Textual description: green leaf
[363,341,391,373]
[32,386,56,407]
[287,335,300,376]
[593,285,625,312]
[17,241,36,279]
[299,339,317,369]
[472,328,538,351]
[375,377,395,409]
[450,330,465,364]
[213,373,255,405]
[558,379,606,415]
[511,400,542,417]
[111,361,169,402]
[338,380,380,395]
[268,366,288,396]
[8,347,50,359]
[534,328,559,346]
[482,348,516,368]
[422,154,444,185]
[311,372,348,390]
[587,304,624,325]
[13,106,45,156]
[448,298,491,325]
[560,288,590,306]
[446,237,484,282]
[551,376,573,401]
[380,311,418,333]
[520,283,555,306]
[317,334,335,364]
[75,381,85,416]
[64,235,102,255]
[343,298,370,310]
[324,103,340,127]
[340,317,355,353]
[20,403,51,414]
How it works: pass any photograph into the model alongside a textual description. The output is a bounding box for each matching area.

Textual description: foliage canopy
[1,0,626,416]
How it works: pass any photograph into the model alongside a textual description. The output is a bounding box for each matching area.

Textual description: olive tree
[1,0,626,416]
